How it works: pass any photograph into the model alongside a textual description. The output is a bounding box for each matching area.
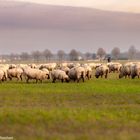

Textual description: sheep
[41,68,50,79]
[67,63,74,69]
[23,67,50,83]
[9,64,17,69]
[59,63,68,68]
[95,65,109,78]
[119,65,132,79]
[68,66,86,82]
[107,62,122,73]
[0,65,9,81]
[39,63,57,71]
[88,63,102,70]
[131,64,140,79]
[60,66,70,75]
[51,70,69,83]
[82,65,92,80]
[7,67,24,81]
[0,69,5,82]
[28,64,37,69]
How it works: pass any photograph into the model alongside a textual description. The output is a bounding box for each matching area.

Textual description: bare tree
[85,52,92,60]
[43,49,53,61]
[69,49,79,61]
[111,47,120,60]
[128,46,137,60]
[10,53,19,62]
[57,50,65,61]
[32,51,41,62]
[97,48,106,60]
[20,52,30,61]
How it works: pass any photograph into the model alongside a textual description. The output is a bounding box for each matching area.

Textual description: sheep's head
[95,71,100,78]
[119,73,123,79]
[65,75,70,83]
[46,74,50,79]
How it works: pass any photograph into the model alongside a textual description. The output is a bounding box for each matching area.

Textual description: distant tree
[32,51,41,62]
[69,49,79,61]
[57,50,65,61]
[43,49,53,61]
[10,53,19,62]
[111,47,120,60]
[97,48,106,60]
[85,52,92,60]
[128,45,137,60]
[20,52,30,61]
[92,53,96,59]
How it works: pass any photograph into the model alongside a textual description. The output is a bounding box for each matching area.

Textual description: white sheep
[51,70,69,83]
[68,66,86,82]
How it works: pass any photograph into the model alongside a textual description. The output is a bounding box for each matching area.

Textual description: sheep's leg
[20,75,23,81]
[82,77,85,82]
[77,79,80,83]
[26,77,29,83]
[8,76,12,81]
[52,78,56,83]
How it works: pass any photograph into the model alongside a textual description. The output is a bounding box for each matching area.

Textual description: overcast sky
[16,0,140,13]
[0,0,140,54]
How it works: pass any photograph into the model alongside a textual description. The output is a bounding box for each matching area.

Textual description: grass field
[0,73,140,140]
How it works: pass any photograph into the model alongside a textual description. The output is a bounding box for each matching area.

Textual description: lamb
[51,70,69,83]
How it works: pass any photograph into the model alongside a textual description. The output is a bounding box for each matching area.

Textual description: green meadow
[0,73,140,140]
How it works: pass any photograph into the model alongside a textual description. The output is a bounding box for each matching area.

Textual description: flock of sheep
[0,61,139,83]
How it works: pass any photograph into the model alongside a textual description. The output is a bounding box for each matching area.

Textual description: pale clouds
[16,0,140,13]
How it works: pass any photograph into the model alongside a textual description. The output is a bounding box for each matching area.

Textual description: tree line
[0,45,139,62]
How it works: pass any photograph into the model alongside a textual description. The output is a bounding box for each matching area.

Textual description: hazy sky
[0,0,140,54]
[17,0,140,13]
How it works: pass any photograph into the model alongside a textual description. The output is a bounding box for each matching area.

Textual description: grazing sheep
[41,68,50,79]
[88,63,102,70]
[67,63,74,69]
[51,70,69,83]
[68,66,86,82]
[0,69,5,82]
[23,67,50,83]
[39,63,57,71]
[95,65,109,78]
[82,65,92,80]
[131,64,140,79]
[60,63,68,67]
[0,65,9,81]
[107,62,122,73]
[119,65,132,79]
[28,64,37,69]
[60,66,70,75]
[7,67,24,81]
[9,64,17,69]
